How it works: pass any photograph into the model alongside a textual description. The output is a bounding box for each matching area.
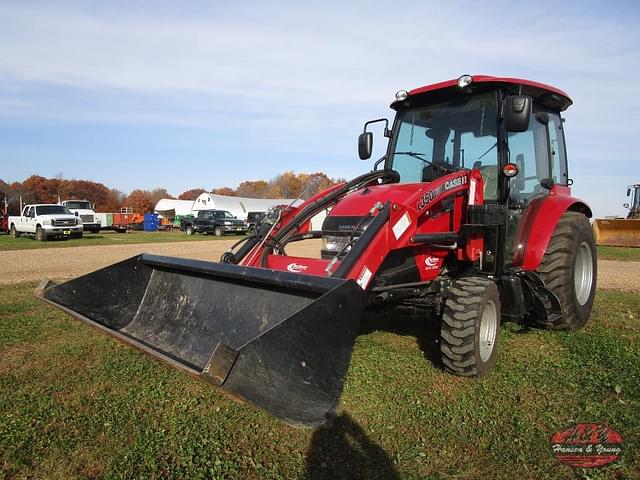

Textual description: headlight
[44,218,52,226]
[224,221,232,225]
[322,235,352,253]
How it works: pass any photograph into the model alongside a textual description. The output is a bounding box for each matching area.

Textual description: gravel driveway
[0,240,638,292]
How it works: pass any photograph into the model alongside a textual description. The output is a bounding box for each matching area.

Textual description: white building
[154,193,327,229]
[153,199,196,219]
[191,193,296,221]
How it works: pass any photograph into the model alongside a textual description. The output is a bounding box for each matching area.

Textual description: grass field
[1,283,638,479]
[0,230,241,251]
[597,245,640,261]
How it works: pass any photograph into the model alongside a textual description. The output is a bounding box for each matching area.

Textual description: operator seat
[473,161,498,201]
[422,165,441,182]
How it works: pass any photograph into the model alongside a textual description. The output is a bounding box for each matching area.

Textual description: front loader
[37,75,597,427]
[593,184,640,247]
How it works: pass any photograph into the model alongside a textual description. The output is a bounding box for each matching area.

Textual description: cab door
[503,107,564,268]
[25,206,36,233]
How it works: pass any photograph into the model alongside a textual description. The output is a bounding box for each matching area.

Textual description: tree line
[0,171,342,215]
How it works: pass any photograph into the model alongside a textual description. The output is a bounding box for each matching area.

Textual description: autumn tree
[178,188,206,200]
[101,189,126,212]
[125,189,155,213]
[149,188,174,207]
[236,180,269,198]
[268,171,302,198]
[212,187,236,196]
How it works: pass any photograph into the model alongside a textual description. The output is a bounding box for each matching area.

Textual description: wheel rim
[574,241,594,305]
[479,300,497,362]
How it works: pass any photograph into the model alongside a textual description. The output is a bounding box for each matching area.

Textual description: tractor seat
[477,165,498,201]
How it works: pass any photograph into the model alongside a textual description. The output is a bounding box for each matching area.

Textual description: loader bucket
[593,218,640,248]
[35,254,365,427]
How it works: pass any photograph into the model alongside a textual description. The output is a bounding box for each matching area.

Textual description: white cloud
[0,0,638,212]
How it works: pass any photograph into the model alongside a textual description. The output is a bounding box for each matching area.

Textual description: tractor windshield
[390,92,499,200]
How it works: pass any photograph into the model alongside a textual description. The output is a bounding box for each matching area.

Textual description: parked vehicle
[61,199,101,233]
[246,211,266,233]
[111,207,144,233]
[180,210,247,236]
[10,204,82,240]
[0,197,8,234]
[0,212,7,234]
[39,75,597,428]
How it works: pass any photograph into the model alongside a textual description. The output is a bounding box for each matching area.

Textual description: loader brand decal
[416,175,468,211]
[424,256,440,270]
[550,423,623,468]
[356,266,373,290]
[392,212,411,240]
[286,263,309,273]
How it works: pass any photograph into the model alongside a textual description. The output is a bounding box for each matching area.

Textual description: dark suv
[180,210,247,236]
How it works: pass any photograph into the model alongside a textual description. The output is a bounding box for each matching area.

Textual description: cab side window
[507,111,550,203]
[548,113,568,185]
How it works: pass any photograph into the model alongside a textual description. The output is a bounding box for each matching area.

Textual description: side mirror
[75,211,79,216]
[540,177,555,190]
[504,95,532,132]
[358,132,373,160]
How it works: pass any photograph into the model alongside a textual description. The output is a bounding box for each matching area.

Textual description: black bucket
[35,254,365,427]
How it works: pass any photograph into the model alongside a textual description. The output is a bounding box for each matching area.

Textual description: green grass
[1,284,638,479]
[0,230,241,251]
[597,245,640,261]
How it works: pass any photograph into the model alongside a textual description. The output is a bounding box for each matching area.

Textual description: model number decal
[416,175,468,211]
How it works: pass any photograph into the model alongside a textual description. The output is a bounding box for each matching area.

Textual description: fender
[518,187,592,270]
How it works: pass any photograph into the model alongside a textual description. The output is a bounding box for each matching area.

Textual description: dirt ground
[0,239,638,292]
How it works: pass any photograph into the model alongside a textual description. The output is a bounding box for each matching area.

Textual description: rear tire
[10,224,20,238]
[185,225,194,236]
[533,211,596,330]
[35,225,47,241]
[440,277,500,377]
[214,226,223,237]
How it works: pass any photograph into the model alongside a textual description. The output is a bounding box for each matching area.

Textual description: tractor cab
[360,75,577,272]
[626,184,640,219]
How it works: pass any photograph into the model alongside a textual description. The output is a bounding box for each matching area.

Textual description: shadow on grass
[360,308,443,369]
[304,413,400,480]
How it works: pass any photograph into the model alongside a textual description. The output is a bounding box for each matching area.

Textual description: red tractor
[37,75,596,427]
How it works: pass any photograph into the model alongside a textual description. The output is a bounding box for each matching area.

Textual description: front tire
[35,225,47,241]
[534,211,596,330]
[214,226,223,237]
[440,277,501,377]
[185,225,194,236]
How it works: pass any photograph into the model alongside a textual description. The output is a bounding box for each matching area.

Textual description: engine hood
[328,182,424,217]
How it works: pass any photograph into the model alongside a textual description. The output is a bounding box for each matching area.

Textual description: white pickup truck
[61,199,101,233]
[9,204,83,241]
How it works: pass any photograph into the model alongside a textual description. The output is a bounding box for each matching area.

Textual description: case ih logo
[424,256,440,270]
[550,423,623,468]
[286,263,308,273]
[416,175,467,211]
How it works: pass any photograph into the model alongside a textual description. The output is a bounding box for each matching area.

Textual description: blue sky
[0,0,638,217]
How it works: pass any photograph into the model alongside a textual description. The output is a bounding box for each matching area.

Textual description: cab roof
[392,75,572,112]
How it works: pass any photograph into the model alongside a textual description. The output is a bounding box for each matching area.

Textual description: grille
[54,219,76,227]
[80,214,94,223]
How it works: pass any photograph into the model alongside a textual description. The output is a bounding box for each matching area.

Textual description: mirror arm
[373,155,387,171]
[363,118,390,135]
